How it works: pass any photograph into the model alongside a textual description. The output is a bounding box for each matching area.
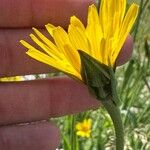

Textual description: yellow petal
[119,3,139,38]
[64,44,80,72]
[45,23,56,37]
[26,49,58,67]
[76,123,82,130]
[53,26,70,51]
[86,4,102,58]
[120,0,126,21]
[112,3,139,63]
[99,0,108,35]
[20,40,36,50]
[32,27,60,54]
[85,132,91,138]
[26,49,77,77]
[87,4,100,25]
[70,16,85,31]
[76,131,86,137]
[87,119,92,128]
[68,25,89,53]
[29,34,62,60]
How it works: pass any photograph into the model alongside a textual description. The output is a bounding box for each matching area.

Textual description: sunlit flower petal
[70,16,85,31]
[45,23,56,37]
[20,1,139,80]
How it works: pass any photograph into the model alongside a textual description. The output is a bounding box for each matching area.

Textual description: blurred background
[54,0,150,149]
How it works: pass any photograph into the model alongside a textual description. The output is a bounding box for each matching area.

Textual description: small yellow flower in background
[75,119,92,138]
[0,76,24,82]
[20,0,139,81]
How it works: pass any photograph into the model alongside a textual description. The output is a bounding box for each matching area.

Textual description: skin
[0,0,133,149]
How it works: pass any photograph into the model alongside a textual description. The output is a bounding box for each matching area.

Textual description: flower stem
[70,115,76,150]
[102,99,124,150]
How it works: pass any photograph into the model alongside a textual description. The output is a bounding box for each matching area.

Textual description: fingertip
[0,122,60,150]
[116,35,134,66]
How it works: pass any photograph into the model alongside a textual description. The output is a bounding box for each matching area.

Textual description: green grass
[51,0,150,149]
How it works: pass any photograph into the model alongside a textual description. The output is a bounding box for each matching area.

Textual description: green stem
[70,115,76,150]
[133,0,144,41]
[101,100,124,150]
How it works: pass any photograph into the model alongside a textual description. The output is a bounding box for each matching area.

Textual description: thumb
[116,35,134,66]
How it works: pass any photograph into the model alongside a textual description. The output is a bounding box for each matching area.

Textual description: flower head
[20,0,139,80]
[75,119,92,138]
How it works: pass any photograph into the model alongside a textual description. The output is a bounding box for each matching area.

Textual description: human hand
[0,0,133,149]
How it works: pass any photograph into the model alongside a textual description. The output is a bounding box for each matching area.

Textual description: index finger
[0,77,99,125]
[0,0,94,28]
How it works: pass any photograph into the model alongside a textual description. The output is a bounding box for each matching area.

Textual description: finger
[116,35,133,66]
[0,29,133,77]
[0,29,54,77]
[0,77,99,125]
[0,122,60,150]
[0,0,94,28]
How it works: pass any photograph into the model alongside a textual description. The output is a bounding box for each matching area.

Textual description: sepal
[78,50,118,104]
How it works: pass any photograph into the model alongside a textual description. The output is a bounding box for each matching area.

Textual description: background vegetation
[53,0,150,149]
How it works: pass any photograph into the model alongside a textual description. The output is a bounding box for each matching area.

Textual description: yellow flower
[0,76,24,82]
[20,0,139,81]
[75,119,92,138]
